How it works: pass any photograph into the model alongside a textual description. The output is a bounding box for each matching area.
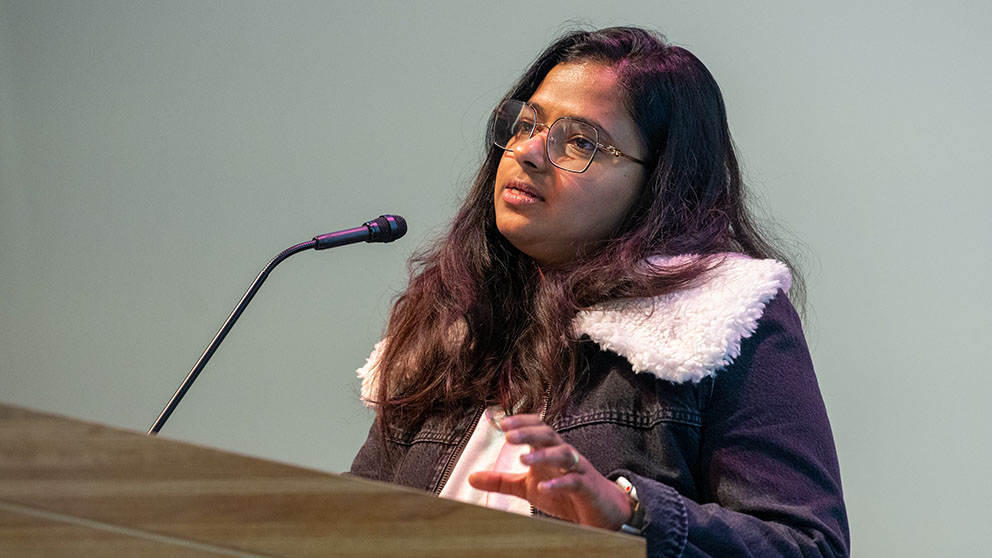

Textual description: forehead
[527,62,633,140]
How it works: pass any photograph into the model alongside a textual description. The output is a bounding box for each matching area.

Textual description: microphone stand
[147,215,406,435]
[147,239,315,435]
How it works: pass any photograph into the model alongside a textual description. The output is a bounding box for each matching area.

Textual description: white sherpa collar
[357,254,790,404]
[357,340,387,406]
[574,254,790,384]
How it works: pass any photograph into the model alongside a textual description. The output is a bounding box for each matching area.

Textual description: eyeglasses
[492,99,646,173]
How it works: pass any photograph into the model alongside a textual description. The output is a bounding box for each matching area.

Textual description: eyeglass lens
[493,100,599,172]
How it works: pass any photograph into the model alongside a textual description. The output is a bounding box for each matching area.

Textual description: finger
[505,425,562,448]
[537,472,585,493]
[521,445,582,473]
[496,413,545,430]
[468,471,528,499]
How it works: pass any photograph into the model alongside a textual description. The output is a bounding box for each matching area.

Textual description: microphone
[313,214,407,249]
[147,215,407,435]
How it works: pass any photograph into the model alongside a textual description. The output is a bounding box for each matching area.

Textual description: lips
[504,180,545,202]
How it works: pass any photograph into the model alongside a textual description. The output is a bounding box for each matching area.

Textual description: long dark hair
[372,27,803,430]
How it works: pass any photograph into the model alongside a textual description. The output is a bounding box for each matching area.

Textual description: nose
[510,129,550,171]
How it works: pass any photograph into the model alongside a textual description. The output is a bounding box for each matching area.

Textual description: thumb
[468,471,528,498]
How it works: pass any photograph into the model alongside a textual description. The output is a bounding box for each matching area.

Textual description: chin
[495,221,533,255]
[494,210,523,239]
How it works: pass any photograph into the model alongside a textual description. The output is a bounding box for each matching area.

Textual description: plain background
[1,2,989,555]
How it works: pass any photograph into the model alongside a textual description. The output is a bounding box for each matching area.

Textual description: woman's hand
[467,413,633,530]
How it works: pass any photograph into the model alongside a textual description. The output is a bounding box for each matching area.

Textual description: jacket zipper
[433,393,550,504]
[433,405,485,495]
[530,390,551,517]
[538,389,550,421]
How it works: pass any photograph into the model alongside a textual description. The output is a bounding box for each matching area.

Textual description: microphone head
[366,214,407,243]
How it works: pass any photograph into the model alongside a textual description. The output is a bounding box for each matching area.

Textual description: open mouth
[505,181,544,201]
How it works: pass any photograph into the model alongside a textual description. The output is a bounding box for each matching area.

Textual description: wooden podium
[0,403,644,557]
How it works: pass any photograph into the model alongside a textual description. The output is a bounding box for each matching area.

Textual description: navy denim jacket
[351,264,850,557]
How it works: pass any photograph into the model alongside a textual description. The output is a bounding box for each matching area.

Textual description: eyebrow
[528,101,617,143]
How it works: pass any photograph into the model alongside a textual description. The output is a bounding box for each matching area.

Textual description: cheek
[493,155,513,193]
[581,174,644,232]
[616,168,647,215]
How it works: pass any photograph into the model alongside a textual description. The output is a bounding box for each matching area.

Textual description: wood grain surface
[0,403,644,557]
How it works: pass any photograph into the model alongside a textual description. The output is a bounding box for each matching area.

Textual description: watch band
[615,476,646,536]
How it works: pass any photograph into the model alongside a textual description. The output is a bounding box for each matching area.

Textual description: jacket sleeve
[349,419,392,482]
[622,292,850,557]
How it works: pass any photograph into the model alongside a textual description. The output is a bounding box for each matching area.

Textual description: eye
[564,133,597,156]
[516,117,537,136]
[570,135,596,152]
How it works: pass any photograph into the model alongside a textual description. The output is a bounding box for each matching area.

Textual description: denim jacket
[350,256,850,557]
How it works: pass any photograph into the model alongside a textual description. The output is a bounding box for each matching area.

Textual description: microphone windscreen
[371,214,407,243]
[385,214,407,242]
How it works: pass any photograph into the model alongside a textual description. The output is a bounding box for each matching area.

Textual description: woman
[350,27,849,557]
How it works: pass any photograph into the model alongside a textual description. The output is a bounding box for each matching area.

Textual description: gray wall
[1,2,989,555]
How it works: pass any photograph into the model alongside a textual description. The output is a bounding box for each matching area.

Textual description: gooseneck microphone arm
[147,214,407,435]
